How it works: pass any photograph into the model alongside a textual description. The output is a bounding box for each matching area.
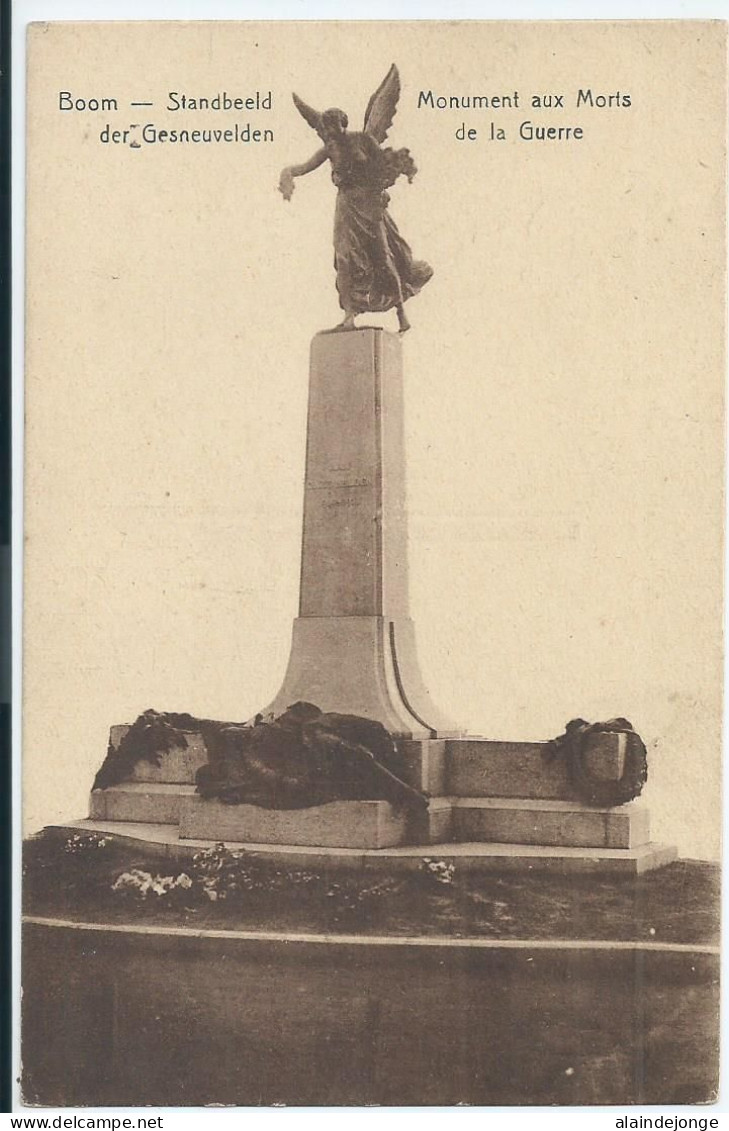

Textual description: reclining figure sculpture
[93,702,428,812]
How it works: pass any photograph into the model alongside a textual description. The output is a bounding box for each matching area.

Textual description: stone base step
[89,784,649,851]
[60,819,679,877]
[449,797,649,850]
[413,797,648,849]
[180,795,410,849]
[92,783,411,848]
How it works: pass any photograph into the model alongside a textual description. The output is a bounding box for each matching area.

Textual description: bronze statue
[279,64,432,333]
[93,703,429,812]
[197,702,429,811]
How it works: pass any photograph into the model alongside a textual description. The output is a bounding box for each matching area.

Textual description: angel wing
[292,92,325,140]
[363,64,401,144]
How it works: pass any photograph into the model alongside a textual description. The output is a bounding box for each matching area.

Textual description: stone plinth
[445,731,629,800]
[69,818,679,876]
[451,798,650,850]
[90,783,195,825]
[267,329,456,738]
[180,796,409,849]
[446,740,573,799]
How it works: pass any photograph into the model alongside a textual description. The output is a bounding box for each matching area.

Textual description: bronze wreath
[545,717,648,807]
[92,710,230,790]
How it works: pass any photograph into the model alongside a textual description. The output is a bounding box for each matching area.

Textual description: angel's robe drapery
[332,179,432,314]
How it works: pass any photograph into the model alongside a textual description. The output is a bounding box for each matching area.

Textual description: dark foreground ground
[21,829,720,1107]
[23,827,720,944]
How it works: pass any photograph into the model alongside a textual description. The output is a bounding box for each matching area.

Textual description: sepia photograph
[19,18,725,1109]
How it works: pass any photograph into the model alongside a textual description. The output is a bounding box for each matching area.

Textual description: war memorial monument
[24,60,714,1111]
[81,65,673,873]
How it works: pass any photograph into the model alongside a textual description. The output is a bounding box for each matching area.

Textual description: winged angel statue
[279,64,432,333]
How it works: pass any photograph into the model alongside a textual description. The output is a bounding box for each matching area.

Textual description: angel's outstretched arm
[278,147,328,200]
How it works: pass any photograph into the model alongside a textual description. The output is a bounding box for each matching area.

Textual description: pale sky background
[21,19,725,859]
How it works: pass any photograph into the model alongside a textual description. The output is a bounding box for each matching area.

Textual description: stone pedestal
[87,726,674,873]
[267,329,456,737]
[86,330,676,873]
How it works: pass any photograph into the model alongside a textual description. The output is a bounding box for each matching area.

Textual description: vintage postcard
[21,20,725,1108]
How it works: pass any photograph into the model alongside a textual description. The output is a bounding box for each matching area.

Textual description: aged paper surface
[22,19,725,1108]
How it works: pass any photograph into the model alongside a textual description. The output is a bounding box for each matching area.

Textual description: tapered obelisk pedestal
[267,328,456,738]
